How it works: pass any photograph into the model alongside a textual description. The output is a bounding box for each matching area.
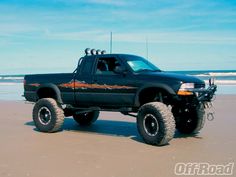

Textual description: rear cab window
[95,57,121,75]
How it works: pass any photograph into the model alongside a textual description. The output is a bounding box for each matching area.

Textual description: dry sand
[0,95,235,177]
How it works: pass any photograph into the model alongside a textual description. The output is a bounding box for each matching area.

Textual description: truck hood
[137,71,204,84]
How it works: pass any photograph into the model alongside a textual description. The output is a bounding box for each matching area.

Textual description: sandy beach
[0,95,235,177]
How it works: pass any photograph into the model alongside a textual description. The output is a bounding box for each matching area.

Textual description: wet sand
[0,95,235,177]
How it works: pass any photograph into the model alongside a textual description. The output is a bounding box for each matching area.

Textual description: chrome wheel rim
[38,106,51,125]
[143,114,159,136]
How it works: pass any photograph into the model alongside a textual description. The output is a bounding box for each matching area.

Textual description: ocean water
[0,75,24,100]
[0,70,236,100]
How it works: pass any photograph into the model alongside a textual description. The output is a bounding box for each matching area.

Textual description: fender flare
[36,83,63,103]
[134,83,176,107]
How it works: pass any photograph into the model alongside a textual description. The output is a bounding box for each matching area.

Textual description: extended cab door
[74,56,96,106]
[90,55,137,106]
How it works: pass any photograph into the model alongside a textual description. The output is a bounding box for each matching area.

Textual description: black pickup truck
[24,49,217,146]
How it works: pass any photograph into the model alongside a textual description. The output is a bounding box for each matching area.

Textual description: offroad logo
[174,162,234,176]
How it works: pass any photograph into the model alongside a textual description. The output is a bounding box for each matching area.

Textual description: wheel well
[139,87,171,106]
[37,87,57,101]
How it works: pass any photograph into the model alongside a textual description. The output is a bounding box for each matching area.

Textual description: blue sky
[0,0,236,74]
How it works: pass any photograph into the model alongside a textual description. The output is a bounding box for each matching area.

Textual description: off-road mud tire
[73,111,99,126]
[174,104,206,134]
[137,102,176,146]
[33,98,64,132]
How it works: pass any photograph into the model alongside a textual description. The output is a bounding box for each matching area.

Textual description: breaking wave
[195,72,236,77]
[204,80,236,85]
[0,82,23,86]
[0,76,24,80]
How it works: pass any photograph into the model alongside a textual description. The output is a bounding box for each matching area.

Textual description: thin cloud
[44,30,109,41]
[40,30,236,45]
[87,0,130,6]
[112,32,236,45]
[52,0,130,6]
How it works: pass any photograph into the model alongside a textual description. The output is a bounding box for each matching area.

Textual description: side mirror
[114,66,126,74]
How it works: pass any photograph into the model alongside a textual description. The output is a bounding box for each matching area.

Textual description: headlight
[177,83,194,95]
[179,83,194,90]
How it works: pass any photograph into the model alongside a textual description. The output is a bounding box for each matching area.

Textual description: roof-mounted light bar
[85,48,106,56]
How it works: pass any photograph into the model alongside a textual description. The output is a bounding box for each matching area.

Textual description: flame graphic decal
[59,80,135,90]
[28,83,40,87]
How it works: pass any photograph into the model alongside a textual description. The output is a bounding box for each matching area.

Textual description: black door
[74,56,97,106]
[91,56,137,106]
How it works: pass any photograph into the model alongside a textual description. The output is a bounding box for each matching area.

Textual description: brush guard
[198,78,217,102]
[198,78,217,121]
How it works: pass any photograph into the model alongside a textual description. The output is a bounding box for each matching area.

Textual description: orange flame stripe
[59,80,135,89]
[29,83,40,87]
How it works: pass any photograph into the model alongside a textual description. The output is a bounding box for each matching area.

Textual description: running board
[74,107,134,115]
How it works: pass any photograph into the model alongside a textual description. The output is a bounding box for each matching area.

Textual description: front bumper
[197,84,217,102]
[177,84,217,102]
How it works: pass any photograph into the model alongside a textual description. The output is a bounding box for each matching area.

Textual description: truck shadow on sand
[25,118,201,145]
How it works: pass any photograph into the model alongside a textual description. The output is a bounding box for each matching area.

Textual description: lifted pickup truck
[24,48,217,146]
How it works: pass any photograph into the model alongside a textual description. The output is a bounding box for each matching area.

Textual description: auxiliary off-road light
[85,48,91,55]
[177,83,194,95]
[91,49,96,55]
[96,50,101,55]
[85,48,106,55]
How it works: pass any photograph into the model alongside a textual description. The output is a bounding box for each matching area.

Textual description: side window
[80,58,94,74]
[96,57,120,75]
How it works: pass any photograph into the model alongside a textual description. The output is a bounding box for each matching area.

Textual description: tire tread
[138,102,176,146]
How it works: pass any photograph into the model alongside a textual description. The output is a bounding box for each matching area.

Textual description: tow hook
[204,102,215,121]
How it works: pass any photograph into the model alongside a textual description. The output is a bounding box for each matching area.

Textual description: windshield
[124,55,161,72]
